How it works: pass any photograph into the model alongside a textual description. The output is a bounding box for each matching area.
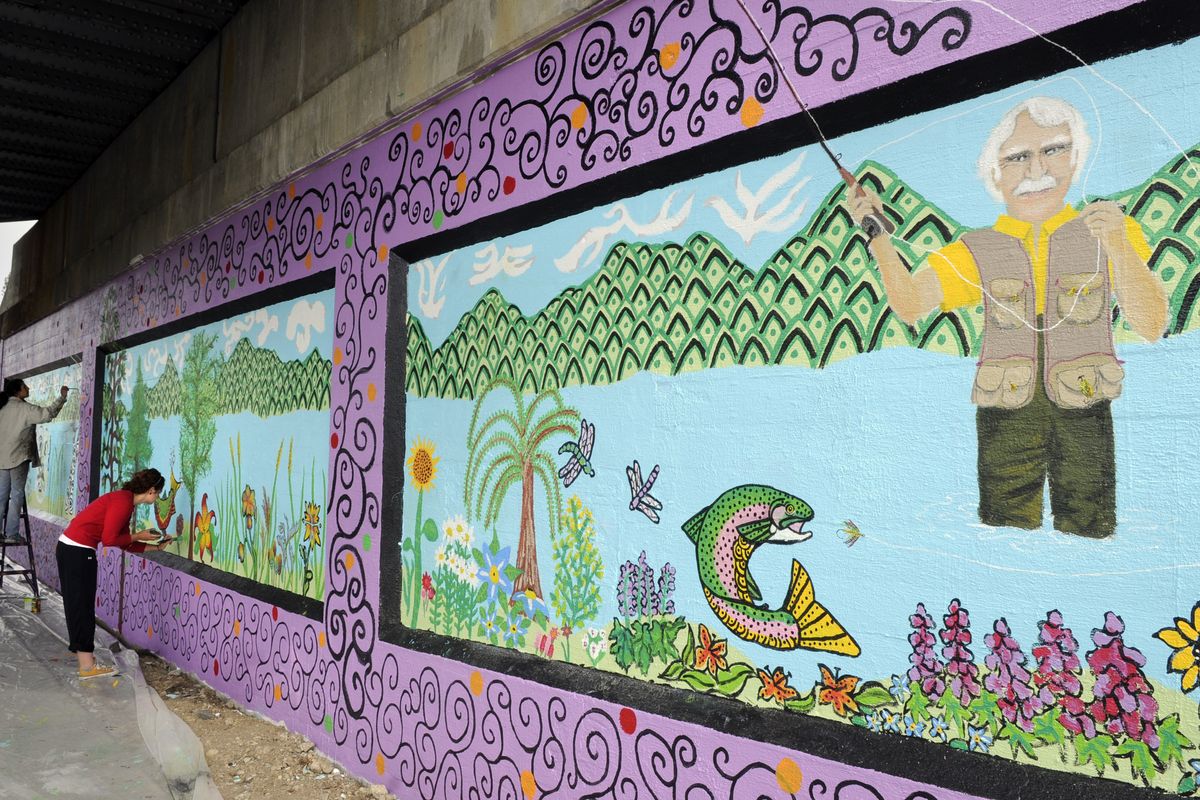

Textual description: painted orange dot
[234,620,241,636]
[456,172,467,194]
[378,244,389,262]
[147,625,153,638]
[305,253,313,270]
[570,103,588,130]
[267,217,275,232]
[375,752,386,775]
[741,96,764,128]
[333,347,343,365]
[775,758,803,794]
[367,383,377,402]
[411,122,422,142]
[199,271,207,287]
[659,41,681,70]
[345,552,355,569]
[318,631,326,648]
[194,584,200,596]
[520,770,537,800]
[316,213,324,230]
[274,684,282,702]
[288,183,296,198]
[469,670,483,696]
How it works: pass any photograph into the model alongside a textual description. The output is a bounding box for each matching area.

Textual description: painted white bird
[554,190,694,273]
[469,243,534,286]
[414,255,448,318]
[705,153,811,246]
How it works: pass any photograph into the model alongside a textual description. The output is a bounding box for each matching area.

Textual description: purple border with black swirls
[0,2,1142,797]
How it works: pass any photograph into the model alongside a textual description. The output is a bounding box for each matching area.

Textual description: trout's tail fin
[782,560,861,657]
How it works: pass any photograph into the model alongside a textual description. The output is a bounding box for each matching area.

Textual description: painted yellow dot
[318,631,326,648]
[741,96,764,128]
[375,752,386,775]
[345,552,355,569]
[367,383,377,402]
[775,758,803,794]
[469,670,483,696]
[520,769,537,800]
[274,684,282,702]
[659,41,680,70]
[333,347,343,365]
[456,172,467,194]
[570,103,588,130]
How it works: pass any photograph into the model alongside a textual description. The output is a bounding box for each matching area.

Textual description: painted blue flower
[517,589,549,619]
[927,714,951,742]
[889,675,908,701]
[865,711,884,733]
[1190,757,1200,778]
[967,725,993,753]
[477,546,513,604]
[901,714,926,738]
[503,613,531,647]
[479,606,503,640]
[880,709,901,734]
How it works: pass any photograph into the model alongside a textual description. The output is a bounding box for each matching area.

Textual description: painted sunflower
[407,438,439,491]
[303,501,322,547]
[1155,602,1200,692]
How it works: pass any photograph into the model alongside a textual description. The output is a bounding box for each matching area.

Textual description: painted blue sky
[408,37,1200,349]
[125,289,335,388]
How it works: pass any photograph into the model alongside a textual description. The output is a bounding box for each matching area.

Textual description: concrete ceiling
[0,0,248,222]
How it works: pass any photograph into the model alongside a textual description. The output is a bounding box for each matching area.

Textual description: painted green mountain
[406,147,1200,400]
[146,338,331,418]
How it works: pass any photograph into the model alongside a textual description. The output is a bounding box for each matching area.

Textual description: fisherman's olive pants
[975,352,1117,538]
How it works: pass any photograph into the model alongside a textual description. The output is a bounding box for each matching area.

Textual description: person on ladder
[0,378,68,543]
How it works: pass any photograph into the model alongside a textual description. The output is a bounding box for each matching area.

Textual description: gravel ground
[140,653,393,800]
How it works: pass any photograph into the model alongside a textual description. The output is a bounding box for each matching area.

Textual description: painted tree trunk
[513,460,542,598]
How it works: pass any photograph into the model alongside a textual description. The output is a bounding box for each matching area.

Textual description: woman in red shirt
[57,468,172,679]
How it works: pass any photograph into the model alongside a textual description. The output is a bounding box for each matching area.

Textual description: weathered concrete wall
[1,0,602,334]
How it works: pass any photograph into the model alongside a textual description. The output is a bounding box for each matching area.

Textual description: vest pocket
[972,358,1034,409]
[987,278,1028,329]
[1056,272,1105,324]
[1047,355,1124,409]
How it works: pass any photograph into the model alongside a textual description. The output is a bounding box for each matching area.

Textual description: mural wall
[22,362,81,520]
[402,32,1200,794]
[2,2,1193,799]
[98,290,333,601]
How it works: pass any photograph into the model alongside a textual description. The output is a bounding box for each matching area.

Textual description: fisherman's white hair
[977,97,1091,202]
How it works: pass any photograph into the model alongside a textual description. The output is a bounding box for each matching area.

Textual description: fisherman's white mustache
[1014,175,1058,195]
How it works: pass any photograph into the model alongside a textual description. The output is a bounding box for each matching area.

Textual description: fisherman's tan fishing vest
[960,217,1123,410]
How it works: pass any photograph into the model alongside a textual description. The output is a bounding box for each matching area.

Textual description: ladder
[0,498,41,612]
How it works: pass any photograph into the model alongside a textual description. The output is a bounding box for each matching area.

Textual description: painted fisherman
[849,97,1167,537]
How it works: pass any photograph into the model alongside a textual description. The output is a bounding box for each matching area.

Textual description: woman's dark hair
[122,468,165,495]
[0,378,25,402]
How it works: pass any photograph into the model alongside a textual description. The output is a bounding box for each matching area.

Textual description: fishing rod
[731,0,895,239]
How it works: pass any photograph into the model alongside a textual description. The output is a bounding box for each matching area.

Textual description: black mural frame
[91,268,336,621]
[380,3,1197,798]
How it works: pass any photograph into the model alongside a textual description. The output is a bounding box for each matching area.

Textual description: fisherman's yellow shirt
[927,205,1152,313]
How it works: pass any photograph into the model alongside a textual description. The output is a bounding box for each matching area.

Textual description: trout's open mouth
[767,509,813,544]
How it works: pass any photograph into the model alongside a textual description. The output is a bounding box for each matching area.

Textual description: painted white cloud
[140,346,172,380]
[469,243,533,286]
[705,152,811,246]
[414,255,448,318]
[554,190,694,274]
[286,300,326,355]
[221,309,279,356]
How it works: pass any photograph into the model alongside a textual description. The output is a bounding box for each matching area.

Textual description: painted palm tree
[464,377,579,600]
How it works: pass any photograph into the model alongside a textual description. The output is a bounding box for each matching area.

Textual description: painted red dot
[331,432,339,449]
[258,271,265,284]
[225,262,231,273]
[502,176,516,194]
[619,708,637,734]
[272,606,279,621]
[213,658,219,674]
[443,142,454,159]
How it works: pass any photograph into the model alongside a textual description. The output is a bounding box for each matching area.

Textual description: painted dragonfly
[626,460,662,524]
[557,418,596,488]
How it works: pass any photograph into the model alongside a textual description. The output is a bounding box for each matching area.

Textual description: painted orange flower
[693,624,728,677]
[757,666,799,705]
[241,485,256,531]
[1155,602,1200,692]
[407,438,438,491]
[817,664,860,716]
[194,493,216,564]
[303,501,322,548]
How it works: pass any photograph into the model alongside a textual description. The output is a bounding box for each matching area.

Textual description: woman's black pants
[55,541,97,653]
